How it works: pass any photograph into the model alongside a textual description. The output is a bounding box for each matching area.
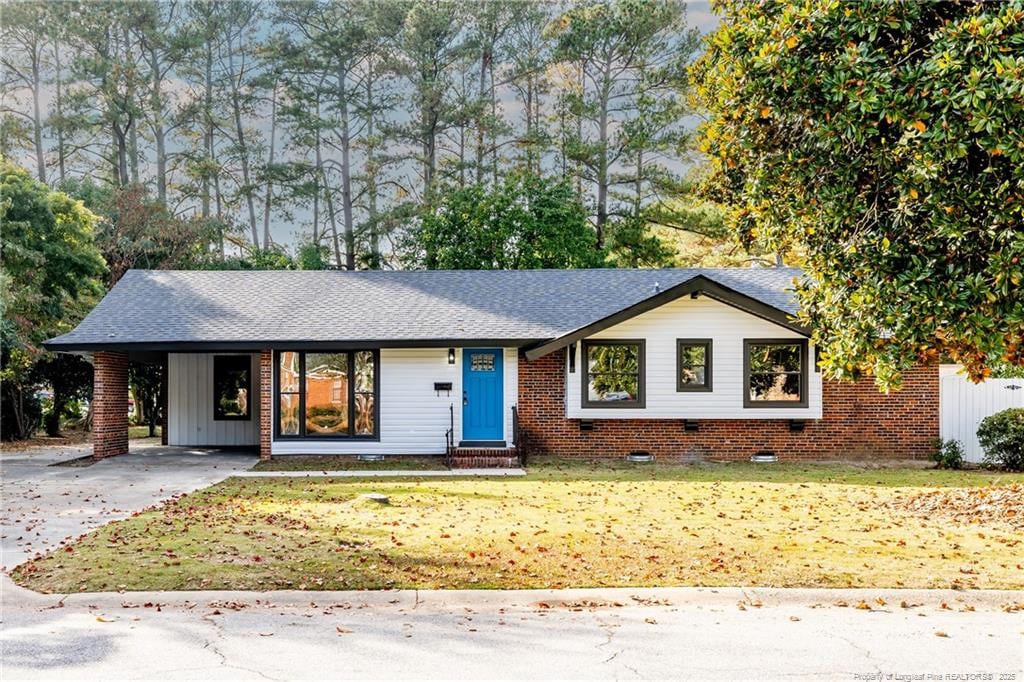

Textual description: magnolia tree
[693,1,1024,388]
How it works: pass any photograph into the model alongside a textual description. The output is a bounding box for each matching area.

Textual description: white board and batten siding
[565,295,823,420]
[167,353,261,446]
[939,365,1024,463]
[271,347,518,456]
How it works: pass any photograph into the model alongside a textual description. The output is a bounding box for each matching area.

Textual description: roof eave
[523,275,808,361]
[42,337,548,353]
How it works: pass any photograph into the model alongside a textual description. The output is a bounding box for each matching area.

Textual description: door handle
[463,391,469,406]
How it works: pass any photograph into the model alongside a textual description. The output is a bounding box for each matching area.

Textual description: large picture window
[744,339,808,408]
[676,339,712,392]
[275,350,379,439]
[213,355,251,420]
[581,339,645,408]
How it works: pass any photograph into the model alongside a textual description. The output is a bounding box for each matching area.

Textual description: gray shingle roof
[45,268,803,350]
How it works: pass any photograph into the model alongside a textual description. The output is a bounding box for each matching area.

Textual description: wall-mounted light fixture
[568,342,576,373]
[448,347,456,365]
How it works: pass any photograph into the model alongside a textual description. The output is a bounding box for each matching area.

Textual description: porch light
[448,347,456,365]
[568,342,576,373]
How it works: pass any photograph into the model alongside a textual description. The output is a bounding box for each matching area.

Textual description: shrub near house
[977,408,1024,471]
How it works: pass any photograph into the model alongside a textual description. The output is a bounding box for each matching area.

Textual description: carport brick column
[93,351,129,459]
[260,349,272,460]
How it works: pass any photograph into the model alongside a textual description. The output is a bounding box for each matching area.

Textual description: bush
[930,438,964,470]
[976,408,1024,472]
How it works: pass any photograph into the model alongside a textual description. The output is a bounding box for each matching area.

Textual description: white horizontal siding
[168,353,260,446]
[565,295,822,419]
[272,347,517,456]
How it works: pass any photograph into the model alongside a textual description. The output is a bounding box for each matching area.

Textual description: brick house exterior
[518,349,938,460]
[48,269,942,463]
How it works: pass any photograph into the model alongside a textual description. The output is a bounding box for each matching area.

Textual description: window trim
[580,339,646,409]
[675,338,713,393]
[212,354,252,421]
[743,338,808,409]
[274,350,381,441]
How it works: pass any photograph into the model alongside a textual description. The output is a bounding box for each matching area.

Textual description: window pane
[214,356,251,419]
[305,353,349,435]
[748,343,801,374]
[748,343,803,402]
[279,394,299,435]
[678,344,707,386]
[587,373,639,402]
[587,344,639,374]
[354,393,375,435]
[354,351,375,392]
[279,352,300,393]
[680,365,706,386]
[749,371,801,402]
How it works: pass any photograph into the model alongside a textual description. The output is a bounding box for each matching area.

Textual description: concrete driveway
[0,442,257,570]
[1,586,1021,680]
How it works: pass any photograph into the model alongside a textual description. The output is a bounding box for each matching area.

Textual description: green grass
[128,426,160,440]
[13,460,1022,593]
[251,455,448,472]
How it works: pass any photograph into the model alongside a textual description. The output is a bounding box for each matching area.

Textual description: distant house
[45,269,937,465]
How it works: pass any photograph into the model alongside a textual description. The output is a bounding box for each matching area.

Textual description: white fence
[939,366,1024,462]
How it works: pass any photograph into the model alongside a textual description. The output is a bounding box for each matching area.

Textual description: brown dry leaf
[934,631,950,638]
[336,626,353,634]
[95,616,115,623]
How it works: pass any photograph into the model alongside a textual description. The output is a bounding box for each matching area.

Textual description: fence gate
[939,366,1024,462]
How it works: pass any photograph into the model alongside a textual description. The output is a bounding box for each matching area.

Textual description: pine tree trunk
[262,81,278,250]
[337,64,355,270]
[31,52,45,183]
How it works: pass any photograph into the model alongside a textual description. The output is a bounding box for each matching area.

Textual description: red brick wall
[518,349,938,461]
[259,349,272,460]
[93,351,129,459]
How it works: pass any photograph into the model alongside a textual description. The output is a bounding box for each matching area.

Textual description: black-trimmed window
[581,339,645,408]
[744,339,808,408]
[275,350,379,439]
[213,355,251,420]
[676,339,712,392]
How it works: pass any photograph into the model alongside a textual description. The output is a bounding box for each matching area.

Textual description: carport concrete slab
[0,442,256,570]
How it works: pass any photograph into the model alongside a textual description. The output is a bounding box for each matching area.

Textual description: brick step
[449,448,520,469]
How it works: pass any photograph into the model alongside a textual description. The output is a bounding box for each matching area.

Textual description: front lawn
[13,461,1022,593]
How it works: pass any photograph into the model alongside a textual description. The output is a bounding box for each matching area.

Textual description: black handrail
[444,402,455,468]
[511,404,523,466]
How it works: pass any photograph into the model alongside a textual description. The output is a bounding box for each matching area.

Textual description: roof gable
[522,275,809,360]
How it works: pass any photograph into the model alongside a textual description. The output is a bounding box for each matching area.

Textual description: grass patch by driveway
[12,461,1022,593]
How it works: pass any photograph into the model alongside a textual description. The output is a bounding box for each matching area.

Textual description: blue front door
[462,349,504,443]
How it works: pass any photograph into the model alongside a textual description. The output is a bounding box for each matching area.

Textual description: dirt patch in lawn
[892,483,1024,531]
